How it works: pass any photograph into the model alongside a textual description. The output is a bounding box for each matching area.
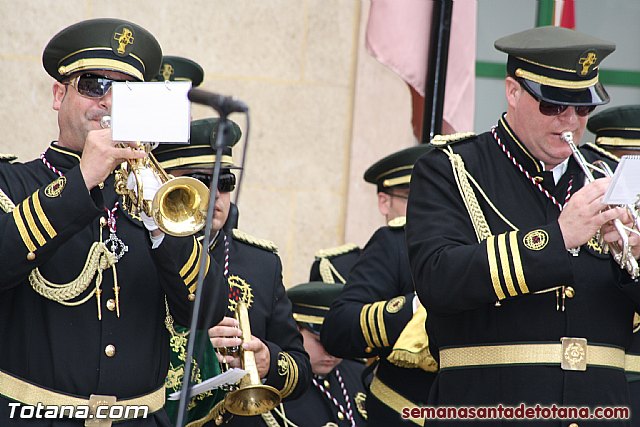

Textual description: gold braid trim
[319,258,347,284]
[584,142,621,163]
[29,242,116,305]
[0,187,15,213]
[269,403,300,427]
[442,147,492,242]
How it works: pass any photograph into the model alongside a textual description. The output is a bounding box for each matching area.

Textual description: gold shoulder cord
[2,185,119,319]
[29,242,116,311]
[440,146,518,241]
[0,187,15,213]
[318,258,346,284]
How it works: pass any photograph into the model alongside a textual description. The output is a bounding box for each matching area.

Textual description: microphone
[188,88,248,115]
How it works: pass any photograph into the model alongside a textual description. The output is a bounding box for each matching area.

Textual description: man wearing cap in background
[0,19,228,425]
[272,281,367,426]
[407,26,640,425]
[322,144,437,426]
[155,118,311,426]
[150,55,225,426]
[587,105,640,426]
[153,55,205,87]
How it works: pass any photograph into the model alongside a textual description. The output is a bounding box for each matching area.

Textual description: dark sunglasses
[519,81,596,117]
[186,172,236,193]
[66,73,127,98]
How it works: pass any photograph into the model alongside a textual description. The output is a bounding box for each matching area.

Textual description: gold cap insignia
[45,176,66,198]
[522,229,549,251]
[386,296,406,314]
[111,25,135,57]
[161,63,175,81]
[577,51,597,76]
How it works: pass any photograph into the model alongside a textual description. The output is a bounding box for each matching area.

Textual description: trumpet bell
[224,383,281,416]
[152,176,210,237]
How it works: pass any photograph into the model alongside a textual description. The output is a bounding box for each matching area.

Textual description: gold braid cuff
[29,242,116,305]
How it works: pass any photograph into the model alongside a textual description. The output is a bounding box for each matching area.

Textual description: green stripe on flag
[536,0,555,26]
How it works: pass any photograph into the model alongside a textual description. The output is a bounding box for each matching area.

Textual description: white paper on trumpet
[602,155,640,205]
[167,368,247,400]
[110,81,191,143]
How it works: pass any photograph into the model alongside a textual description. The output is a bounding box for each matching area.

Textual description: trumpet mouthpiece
[561,131,573,143]
[100,115,112,129]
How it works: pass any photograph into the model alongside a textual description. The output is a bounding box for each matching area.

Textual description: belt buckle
[85,394,117,427]
[561,337,587,371]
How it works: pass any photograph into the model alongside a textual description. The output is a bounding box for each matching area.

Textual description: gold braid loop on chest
[29,242,116,305]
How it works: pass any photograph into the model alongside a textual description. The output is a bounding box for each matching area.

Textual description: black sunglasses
[66,73,127,99]
[519,81,596,117]
[186,172,236,193]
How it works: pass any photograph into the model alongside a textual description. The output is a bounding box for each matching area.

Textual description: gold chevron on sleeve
[486,236,506,300]
[12,203,36,252]
[360,303,376,349]
[180,238,199,278]
[377,300,390,347]
[183,239,202,286]
[497,233,517,297]
[32,191,56,238]
[509,231,529,294]
[22,198,46,247]
[368,301,384,348]
[188,247,210,294]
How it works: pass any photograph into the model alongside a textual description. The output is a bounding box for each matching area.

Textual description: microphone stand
[175,108,242,427]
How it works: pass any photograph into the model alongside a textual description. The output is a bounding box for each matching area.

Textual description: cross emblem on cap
[113,28,134,54]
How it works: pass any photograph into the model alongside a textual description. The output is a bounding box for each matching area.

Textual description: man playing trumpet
[0,19,228,426]
[406,26,640,426]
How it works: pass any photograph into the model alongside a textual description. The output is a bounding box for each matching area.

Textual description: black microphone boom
[188,88,248,115]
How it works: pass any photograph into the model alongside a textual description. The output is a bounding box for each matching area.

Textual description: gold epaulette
[430,132,476,147]
[232,229,278,253]
[0,153,17,162]
[583,142,621,163]
[314,243,359,259]
[387,216,406,228]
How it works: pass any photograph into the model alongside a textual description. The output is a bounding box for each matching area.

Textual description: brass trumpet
[101,115,210,237]
[221,301,281,416]
[561,131,639,278]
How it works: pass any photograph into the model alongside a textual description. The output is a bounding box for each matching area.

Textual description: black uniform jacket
[209,229,311,426]
[321,224,435,426]
[406,116,640,426]
[278,359,368,427]
[0,143,228,426]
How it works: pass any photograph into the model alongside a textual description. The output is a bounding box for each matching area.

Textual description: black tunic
[0,143,228,426]
[406,116,640,426]
[321,223,435,426]
[278,359,368,427]
[208,229,311,426]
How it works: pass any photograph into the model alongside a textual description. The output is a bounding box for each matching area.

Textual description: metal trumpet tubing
[561,131,639,279]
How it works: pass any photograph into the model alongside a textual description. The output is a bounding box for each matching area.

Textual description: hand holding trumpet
[208,316,271,379]
[78,116,144,191]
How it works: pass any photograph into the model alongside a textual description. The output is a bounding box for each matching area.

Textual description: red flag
[555,0,576,29]
[365,0,477,138]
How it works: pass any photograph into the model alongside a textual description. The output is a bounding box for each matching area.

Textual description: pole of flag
[420,0,454,144]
